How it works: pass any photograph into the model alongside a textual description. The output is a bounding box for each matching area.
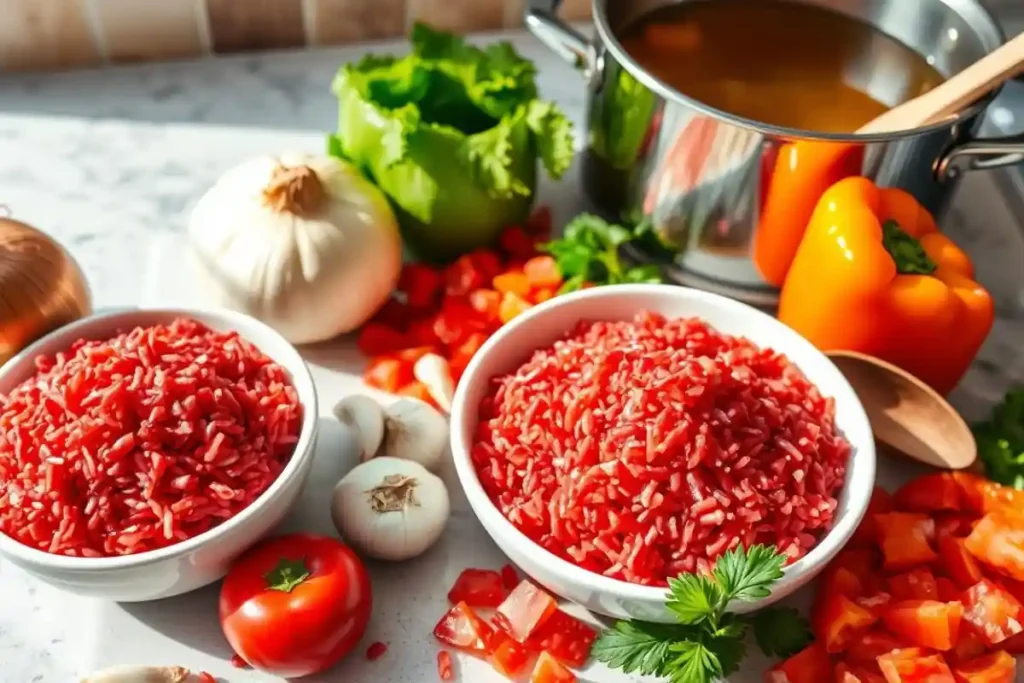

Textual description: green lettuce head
[330,23,574,261]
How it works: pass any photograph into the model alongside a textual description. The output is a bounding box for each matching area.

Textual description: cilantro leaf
[753,606,814,658]
[542,214,664,289]
[590,620,687,676]
[668,573,725,625]
[712,544,787,602]
[974,388,1024,489]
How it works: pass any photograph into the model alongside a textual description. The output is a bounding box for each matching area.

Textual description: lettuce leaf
[329,23,574,261]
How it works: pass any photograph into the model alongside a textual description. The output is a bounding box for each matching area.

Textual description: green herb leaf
[974,388,1024,489]
[667,641,722,683]
[263,557,310,592]
[752,607,814,658]
[590,621,686,676]
[667,573,725,625]
[706,627,746,676]
[542,213,664,288]
[526,100,575,179]
[712,544,787,602]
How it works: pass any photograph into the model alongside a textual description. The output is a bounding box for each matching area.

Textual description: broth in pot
[618,0,948,133]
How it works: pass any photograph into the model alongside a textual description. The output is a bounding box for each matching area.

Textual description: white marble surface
[1,28,1024,682]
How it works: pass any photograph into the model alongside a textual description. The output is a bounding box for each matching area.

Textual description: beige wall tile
[93,0,205,63]
[309,0,406,44]
[408,0,505,33]
[0,0,100,71]
[206,0,306,53]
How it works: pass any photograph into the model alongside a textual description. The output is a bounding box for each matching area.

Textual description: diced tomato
[196,673,217,683]
[965,513,1024,581]
[530,651,575,683]
[407,316,441,347]
[881,600,962,651]
[961,579,1024,646]
[857,591,893,614]
[499,292,532,323]
[468,249,504,283]
[765,642,833,683]
[499,226,539,259]
[523,256,563,288]
[433,299,483,346]
[893,473,962,513]
[525,609,597,668]
[936,514,977,541]
[394,345,437,363]
[835,662,887,683]
[433,602,496,656]
[531,287,558,304]
[814,592,879,653]
[851,487,894,547]
[527,206,553,236]
[950,624,988,663]
[468,289,502,321]
[939,536,985,588]
[491,636,532,677]
[397,381,439,407]
[449,332,488,372]
[875,513,938,570]
[371,298,411,330]
[821,566,866,598]
[398,264,443,308]
[846,630,904,665]
[877,648,956,683]
[364,357,414,393]
[996,575,1024,605]
[951,651,1016,683]
[954,472,1024,516]
[444,255,488,296]
[448,569,506,609]
[493,272,532,297]
[1000,630,1024,654]
[437,649,454,681]
[936,578,961,602]
[888,569,939,601]
[501,564,519,591]
[495,581,559,643]
[828,548,881,586]
[357,323,408,355]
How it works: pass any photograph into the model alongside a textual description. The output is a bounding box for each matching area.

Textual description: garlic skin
[382,398,450,472]
[187,154,402,344]
[333,394,386,461]
[331,457,450,561]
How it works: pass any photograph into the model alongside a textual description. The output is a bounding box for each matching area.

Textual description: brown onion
[0,216,91,365]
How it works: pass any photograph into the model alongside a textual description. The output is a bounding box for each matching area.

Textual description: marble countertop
[1,30,1024,682]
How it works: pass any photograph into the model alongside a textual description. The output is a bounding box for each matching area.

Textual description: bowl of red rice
[0,308,318,602]
[450,284,875,622]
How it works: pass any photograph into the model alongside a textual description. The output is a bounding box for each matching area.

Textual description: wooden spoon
[826,350,976,469]
[858,31,1024,135]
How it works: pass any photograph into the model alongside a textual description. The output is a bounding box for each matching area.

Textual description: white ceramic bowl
[0,308,318,602]
[450,285,875,622]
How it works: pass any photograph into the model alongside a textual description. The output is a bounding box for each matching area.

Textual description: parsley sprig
[541,214,663,292]
[591,545,813,682]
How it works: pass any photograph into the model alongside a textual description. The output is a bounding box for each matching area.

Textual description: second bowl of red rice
[450,284,874,622]
[0,308,318,601]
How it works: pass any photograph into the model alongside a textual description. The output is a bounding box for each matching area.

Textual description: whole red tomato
[219,533,372,678]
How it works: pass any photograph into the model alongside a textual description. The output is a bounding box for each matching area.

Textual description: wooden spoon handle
[858,31,1024,135]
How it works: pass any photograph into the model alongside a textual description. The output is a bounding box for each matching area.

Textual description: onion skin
[0,217,91,365]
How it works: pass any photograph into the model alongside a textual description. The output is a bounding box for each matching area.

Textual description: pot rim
[590,0,1008,142]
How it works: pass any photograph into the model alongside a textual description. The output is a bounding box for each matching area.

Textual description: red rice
[0,318,302,557]
[471,312,850,586]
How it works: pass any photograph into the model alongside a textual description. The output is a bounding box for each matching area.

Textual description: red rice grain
[470,312,850,586]
[0,318,302,558]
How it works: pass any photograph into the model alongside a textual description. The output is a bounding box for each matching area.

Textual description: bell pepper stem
[881,220,937,275]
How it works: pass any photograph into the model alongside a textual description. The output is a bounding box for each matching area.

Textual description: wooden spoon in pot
[826,350,977,470]
[858,31,1024,135]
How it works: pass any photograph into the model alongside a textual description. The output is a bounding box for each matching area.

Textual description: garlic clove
[80,666,190,683]
[382,398,450,473]
[333,394,386,461]
[413,353,456,414]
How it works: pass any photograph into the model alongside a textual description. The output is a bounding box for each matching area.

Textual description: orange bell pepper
[754,141,864,286]
[777,176,993,395]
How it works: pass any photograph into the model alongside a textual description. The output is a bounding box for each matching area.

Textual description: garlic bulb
[0,216,91,366]
[382,398,450,472]
[331,457,450,561]
[187,154,402,344]
[80,666,190,683]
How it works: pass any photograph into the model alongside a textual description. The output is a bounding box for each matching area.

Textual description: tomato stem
[264,557,310,592]
[881,220,937,275]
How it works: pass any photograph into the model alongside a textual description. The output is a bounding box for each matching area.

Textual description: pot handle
[935,131,1024,180]
[524,0,599,79]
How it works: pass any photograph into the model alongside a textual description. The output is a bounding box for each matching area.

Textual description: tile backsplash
[0,0,1018,72]
[0,0,592,71]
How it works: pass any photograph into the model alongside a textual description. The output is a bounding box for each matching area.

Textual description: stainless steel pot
[526,0,1024,305]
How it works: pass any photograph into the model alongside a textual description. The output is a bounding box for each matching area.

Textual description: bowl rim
[0,306,319,570]
[450,284,876,606]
